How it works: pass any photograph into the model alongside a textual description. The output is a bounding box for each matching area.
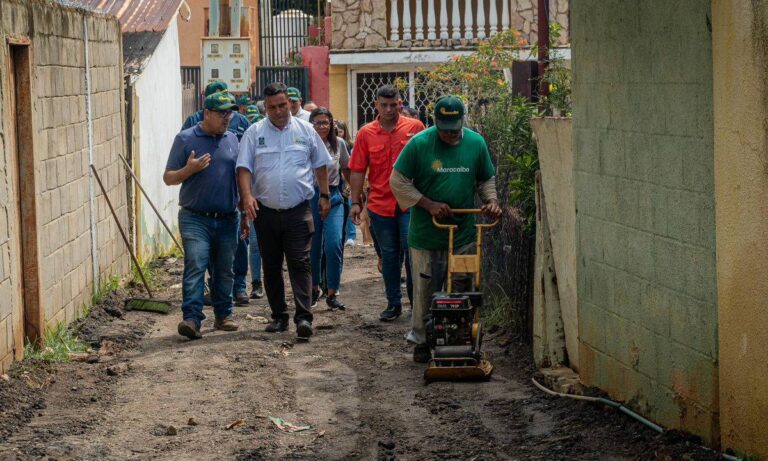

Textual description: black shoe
[413,344,431,363]
[250,281,264,299]
[311,288,322,308]
[326,295,346,311]
[296,320,313,339]
[265,319,289,333]
[234,291,250,306]
[379,304,402,322]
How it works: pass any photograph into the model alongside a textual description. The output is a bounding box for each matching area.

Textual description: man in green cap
[286,87,311,121]
[182,81,251,141]
[237,94,252,115]
[164,91,242,340]
[245,105,264,124]
[389,95,502,363]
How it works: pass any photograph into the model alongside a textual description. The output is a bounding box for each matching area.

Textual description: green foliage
[539,24,573,116]
[130,259,159,291]
[91,274,120,307]
[23,322,91,363]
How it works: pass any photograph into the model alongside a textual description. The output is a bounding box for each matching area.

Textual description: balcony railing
[388,0,511,44]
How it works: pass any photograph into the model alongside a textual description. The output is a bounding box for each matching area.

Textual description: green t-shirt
[394,126,496,251]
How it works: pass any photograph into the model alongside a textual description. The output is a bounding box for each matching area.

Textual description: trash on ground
[268,416,312,433]
[245,314,269,323]
[187,417,198,426]
[165,425,178,436]
[225,419,245,430]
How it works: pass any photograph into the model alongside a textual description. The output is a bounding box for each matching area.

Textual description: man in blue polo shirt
[165,92,241,340]
[182,81,251,141]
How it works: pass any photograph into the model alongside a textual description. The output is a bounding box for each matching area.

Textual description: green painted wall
[571,0,718,443]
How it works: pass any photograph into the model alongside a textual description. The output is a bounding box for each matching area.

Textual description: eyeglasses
[312,121,331,127]
[209,109,233,119]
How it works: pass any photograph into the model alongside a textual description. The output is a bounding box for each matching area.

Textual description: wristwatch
[320,192,330,200]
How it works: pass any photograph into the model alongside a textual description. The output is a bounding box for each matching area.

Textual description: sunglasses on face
[312,121,331,127]
[209,109,233,119]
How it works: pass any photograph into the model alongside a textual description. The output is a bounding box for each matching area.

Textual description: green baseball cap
[245,105,264,122]
[204,80,228,97]
[204,91,238,111]
[237,95,252,106]
[433,95,465,131]
[247,113,265,123]
[286,87,302,101]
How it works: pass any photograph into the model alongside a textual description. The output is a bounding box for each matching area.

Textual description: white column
[463,0,474,39]
[488,0,498,36]
[415,0,424,40]
[451,0,461,39]
[476,0,486,39]
[501,0,510,32]
[390,0,400,40]
[439,0,448,39]
[427,0,436,40]
[403,0,413,40]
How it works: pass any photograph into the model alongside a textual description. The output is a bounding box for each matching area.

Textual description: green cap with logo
[204,80,228,97]
[204,91,238,111]
[433,95,465,131]
[245,105,264,123]
[237,94,252,106]
[286,87,302,101]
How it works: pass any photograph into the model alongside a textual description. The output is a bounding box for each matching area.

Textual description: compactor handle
[431,209,500,229]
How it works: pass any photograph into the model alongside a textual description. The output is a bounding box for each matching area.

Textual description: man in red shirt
[349,85,425,321]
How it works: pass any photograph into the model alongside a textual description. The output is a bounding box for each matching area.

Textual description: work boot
[326,295,346,311]
[413,344,431,363]
[234,291,250,306]
[250,280,264,299]
[296,320,313,339]
[177,320,202,340]
[265,318,289,333]
[379,304,402,322]
[214,316,239,331]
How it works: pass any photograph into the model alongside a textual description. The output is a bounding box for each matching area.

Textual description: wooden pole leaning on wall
[117,153,184,256]
[90,165,153,298]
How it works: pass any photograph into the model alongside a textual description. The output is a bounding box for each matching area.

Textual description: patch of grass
[23,322,91,363]
[90,274,120,307]
[131,258,160,291]
[482,283,527,335]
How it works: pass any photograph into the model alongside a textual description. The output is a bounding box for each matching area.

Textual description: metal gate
[253,66,310,100]
[257,0,320,67]
[180,66,202,112]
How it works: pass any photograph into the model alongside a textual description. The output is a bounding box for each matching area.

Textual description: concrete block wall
[0,0,130,372]
[571,0,718,443]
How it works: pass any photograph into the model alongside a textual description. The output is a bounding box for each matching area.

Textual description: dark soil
[0,250,728,460]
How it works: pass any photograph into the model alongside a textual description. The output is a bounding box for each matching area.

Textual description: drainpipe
[231,0,242,37]
[209,0,220,36]
[537,0,549,101]
[83,17,99,293]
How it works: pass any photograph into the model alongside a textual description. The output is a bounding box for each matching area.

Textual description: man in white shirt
[287,87,311,121]
[237,82,332,339]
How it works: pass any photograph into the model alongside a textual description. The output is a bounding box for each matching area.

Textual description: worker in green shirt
[390,95,502,363]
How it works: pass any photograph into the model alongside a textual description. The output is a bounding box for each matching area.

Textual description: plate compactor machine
[424,209,499,382]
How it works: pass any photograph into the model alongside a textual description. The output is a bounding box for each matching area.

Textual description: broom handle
[117,153,184,256]
[90,165,153,298]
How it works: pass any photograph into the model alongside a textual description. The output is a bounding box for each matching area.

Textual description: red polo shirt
[349,116,425,217]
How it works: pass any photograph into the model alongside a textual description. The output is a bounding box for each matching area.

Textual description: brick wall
[571,0,718,442]
[0,0,130,372]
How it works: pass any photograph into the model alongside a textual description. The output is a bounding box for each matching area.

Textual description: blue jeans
[178,209,239,327]
[311,189,344,290]
[249,220,262,283]
[368,208,413,306]
[345,198,357,241]
[233,234,249,294]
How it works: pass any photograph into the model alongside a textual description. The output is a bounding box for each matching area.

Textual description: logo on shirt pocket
[258,136,266,147]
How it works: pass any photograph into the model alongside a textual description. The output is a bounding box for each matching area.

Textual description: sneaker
[177,320,202,340]
[234,291,250,306]
[326,295,346,311]
[379,304,402,322]
[296,320,313,339]
[311,288,322,308]
[214,316,239,331]
[265,318,289,333]
[250,281,264,299]
[344,239,355,247]
[413,344,431,363]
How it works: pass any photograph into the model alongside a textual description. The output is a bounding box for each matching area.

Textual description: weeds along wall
[0,0,130,372]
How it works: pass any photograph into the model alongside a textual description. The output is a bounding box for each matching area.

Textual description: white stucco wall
[135,18,182,259]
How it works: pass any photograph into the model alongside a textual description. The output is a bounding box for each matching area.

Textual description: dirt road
[0,247,719,460]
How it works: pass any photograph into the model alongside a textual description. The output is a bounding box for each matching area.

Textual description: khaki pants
[406,243,475,345]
